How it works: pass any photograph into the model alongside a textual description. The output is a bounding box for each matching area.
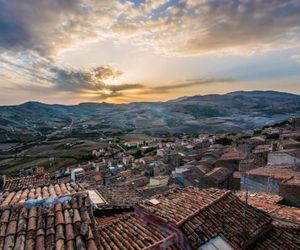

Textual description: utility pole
[243,173,249,231]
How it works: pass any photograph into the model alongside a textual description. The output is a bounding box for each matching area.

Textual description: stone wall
[279,182,300,207]
[241,174,281,194]
[267,152,300,165]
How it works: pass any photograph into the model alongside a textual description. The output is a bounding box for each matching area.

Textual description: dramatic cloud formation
[0,0,104,56]
[0,0,300,103]
[1,0,300,56]
[50,66,123,92]
[0,50,237,102]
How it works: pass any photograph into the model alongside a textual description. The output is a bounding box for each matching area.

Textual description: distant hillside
[0,91,300,141]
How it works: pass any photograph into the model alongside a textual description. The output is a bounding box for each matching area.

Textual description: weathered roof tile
[0,194,99,250]
[0,182,83,207]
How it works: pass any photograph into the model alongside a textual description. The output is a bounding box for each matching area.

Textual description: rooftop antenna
[243,173,249,231]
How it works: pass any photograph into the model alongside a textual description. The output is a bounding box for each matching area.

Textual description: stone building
[215,150,247,171]
[241,165,300,195]
[280,178,300,207]
[267,149,300,165]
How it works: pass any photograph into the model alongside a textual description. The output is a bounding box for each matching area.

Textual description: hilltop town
[2,0,300,248]
[0,117,300,249]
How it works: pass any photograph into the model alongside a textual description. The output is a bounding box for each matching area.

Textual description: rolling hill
[0,90,300,141]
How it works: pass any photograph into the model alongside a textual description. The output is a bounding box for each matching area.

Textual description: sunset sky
[1,0,300,104]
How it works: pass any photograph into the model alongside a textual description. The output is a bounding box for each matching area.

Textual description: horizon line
[0,89,299,107]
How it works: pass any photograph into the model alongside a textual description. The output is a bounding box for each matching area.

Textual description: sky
[0,0,300,104]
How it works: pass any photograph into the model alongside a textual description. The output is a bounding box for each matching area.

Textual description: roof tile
[0,194,99,249]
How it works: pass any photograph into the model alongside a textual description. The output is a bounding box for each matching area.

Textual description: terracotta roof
[96,212,129,226]
[3,175,49,190]
[250,222,300,249]
[138,187,272,249]
[138,187,228,225]
[95,185,144,208]
[136,185,178,198]
[205,167,232,183]
[220,150,247,160]
[249,136,266,142]
[237,191,300,225]
[0,182,82,207]
[283,177,300,186]
[181,166,205,186]
[253,144,271,153]
[180,192,272,249]
[83,172,103,182]
[280,139,300,146]
[196,164,212,174]
[245,165,300,180]
[35,167,45,176]
[97,213,180,250]
[0,194,99,250]
[236,191,283,205]
[92,174,103,182]
[273,149,300,159]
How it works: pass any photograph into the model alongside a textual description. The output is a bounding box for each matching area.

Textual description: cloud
[0,52,236,101]
[151,78,235,92]
[106,0,300,55]
[49,66,123,92]
[176,0,300,54]
[1,0,300,57]
[0,52,144,99]
[137,78,236,95]
[0,0,299,103]
[0,0,116,56]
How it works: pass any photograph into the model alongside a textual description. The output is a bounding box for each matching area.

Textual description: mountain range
[0,90,300,141]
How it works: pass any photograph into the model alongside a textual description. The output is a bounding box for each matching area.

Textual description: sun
[103,74,130,86]
[103,89,113,95]
[104,78,120,85]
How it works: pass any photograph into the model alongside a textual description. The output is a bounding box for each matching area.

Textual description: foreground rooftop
[137,187,273,249]
[0,182,83,208]
[0,182,298,249]
[0,193,99,250]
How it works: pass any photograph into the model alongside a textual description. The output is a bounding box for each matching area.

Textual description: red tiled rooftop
[283,177,300,186]
[180,192,272,249]
[95,185,144,208]
[96,212,129,226]
[138,187,229,225]
[138,187,272,249]
[3,175,49,190]
[97,213,180,250]
[249,222,300,249]
[0,182,83,207]
[273,149,300,159]
[246,165,300,180]
[83,172,103,182]
[220,150,247,160]
[205,167,232,183]
[237,191,300,225]
[236,191,283,205]
[0,194,99,250]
